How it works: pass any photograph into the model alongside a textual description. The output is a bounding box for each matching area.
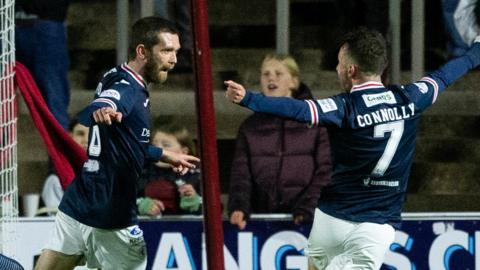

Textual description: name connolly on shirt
[356,103,415,128]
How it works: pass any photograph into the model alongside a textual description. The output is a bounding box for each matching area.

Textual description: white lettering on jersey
[141,128,150,137]
[84,159,99,172]
[317,98,337,113]
[362,91,397,107]
[414,82,429,94]
[119,79,130,85]
[144,98,150,107]
[357,103,415,127]
[95,82,103,95]
[103,67,117,77]
[99,89,121,100]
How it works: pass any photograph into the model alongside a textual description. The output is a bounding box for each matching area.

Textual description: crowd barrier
[16,213,480,269]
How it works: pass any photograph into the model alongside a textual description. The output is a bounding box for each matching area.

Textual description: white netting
[0,0,18,257]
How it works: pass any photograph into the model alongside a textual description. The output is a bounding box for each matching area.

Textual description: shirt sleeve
[146,144,163,162]
[240,90,346,128]
[78,82,137,127]
[403,41,480,111]
[91,83,137,116]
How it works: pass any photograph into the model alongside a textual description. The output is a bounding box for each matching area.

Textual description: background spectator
[41,117,88,212]
[137,122,202,216]
[442,0,480,57]
[228,54,331,230]
[15,0,71,129]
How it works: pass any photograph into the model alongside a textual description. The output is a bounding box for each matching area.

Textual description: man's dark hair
[340,27,388,75]
[128,16,179,60]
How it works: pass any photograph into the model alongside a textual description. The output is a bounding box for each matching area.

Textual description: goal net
[0,0,18,257]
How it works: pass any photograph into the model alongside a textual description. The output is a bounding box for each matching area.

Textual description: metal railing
[116,0,426,82]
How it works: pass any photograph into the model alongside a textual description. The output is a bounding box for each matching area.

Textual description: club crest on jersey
[99,89,121,100]
[128,225,144,238]
[414,82,429,94]
[362,91,397,107]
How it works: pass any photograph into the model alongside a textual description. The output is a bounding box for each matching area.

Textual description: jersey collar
[121,63,148,88]
[350,81,384,93]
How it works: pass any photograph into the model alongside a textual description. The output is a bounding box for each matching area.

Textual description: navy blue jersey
[239,43,480,227]
[59,63,162,229]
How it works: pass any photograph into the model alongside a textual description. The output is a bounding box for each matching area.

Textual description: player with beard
[35,17,199,270]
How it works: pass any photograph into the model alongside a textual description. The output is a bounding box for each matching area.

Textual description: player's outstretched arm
[161,149,200,175]
[428,36,480,89]
[224,80,313,124]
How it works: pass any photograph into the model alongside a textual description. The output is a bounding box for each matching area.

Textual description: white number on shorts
[88,125,101,157]
[372,120,404,176]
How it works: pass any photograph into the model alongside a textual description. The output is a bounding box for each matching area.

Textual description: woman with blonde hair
[228,53,332,229]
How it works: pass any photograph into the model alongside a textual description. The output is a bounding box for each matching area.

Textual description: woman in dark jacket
[228,54,332,229]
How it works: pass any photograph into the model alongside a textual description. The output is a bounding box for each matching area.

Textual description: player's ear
[136,44,147,61]
[347,64,358,79]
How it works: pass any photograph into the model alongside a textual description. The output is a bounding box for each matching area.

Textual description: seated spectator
[442,0,480,57]
[41,118,89,212]
[228,54,332,230]
[137,123,201,216]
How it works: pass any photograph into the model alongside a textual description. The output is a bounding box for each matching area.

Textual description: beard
[144,55,170,84]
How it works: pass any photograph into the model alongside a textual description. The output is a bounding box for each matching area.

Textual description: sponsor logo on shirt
[362,91,397,107]
[317,98,338,113]
[414,82,429,94]
[363,177,399,187]
[144,98,150,107]
[99,89,121,100]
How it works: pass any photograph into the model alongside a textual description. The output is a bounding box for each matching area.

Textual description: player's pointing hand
[161,149,200,175]
[92,107,123,125]
[224,80,246,104]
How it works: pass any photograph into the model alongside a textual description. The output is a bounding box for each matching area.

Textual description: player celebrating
[35,17,199,270]
[225,28,480,269]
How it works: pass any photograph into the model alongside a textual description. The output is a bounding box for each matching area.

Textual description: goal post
[0,0,19,257]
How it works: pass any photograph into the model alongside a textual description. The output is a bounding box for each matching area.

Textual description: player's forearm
[240,91,312,123]
[429,42,480,89]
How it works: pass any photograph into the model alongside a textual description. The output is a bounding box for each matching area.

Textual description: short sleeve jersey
[59,63,161,229]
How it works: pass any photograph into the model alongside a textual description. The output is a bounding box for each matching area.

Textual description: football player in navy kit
[35,17,200,270]
[226,28,480,269]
